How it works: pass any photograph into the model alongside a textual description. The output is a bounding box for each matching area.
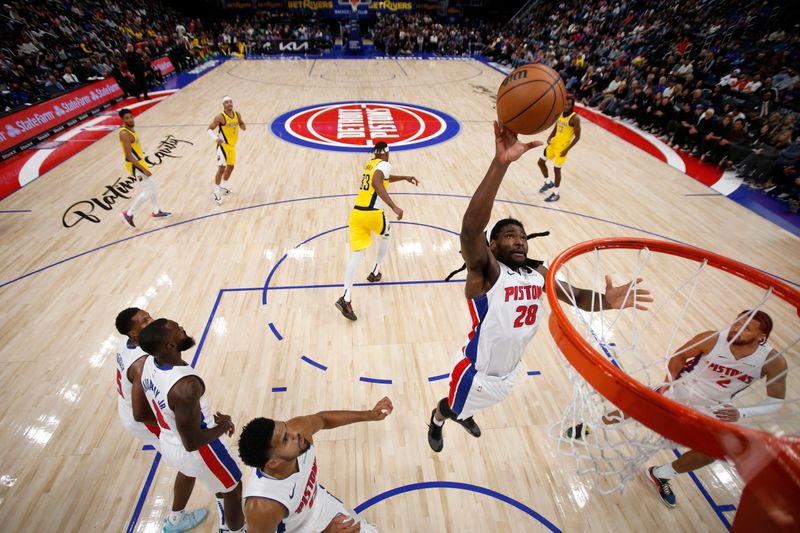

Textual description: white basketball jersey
[115,338,147,425]
[243,444,326,532]
[460,261,545,376]
[668,328,771,409]
[141,358,215,447]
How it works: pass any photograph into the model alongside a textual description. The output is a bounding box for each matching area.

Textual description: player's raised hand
[323,514,361,532]
[604,276,653,310]
[214,412,235,436]
[494,121,543,165]
[369,397,394,420]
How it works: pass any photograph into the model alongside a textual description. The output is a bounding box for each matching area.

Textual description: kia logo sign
[271,101,460,152]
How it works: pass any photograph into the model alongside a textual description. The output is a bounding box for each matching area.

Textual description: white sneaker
[213,191,223,205]
[219,185,231,195]
[162,508,209,532]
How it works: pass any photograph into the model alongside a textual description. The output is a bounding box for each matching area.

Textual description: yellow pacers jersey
[119,126,145,165]
[354,158,390,210]
[552,112,576,146]
[218,111,239,146]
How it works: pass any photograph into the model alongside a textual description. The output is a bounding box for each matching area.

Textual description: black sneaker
[563,422,590,440]
[454,416,481,437]
[366,271,382,283]
[335,296,357,321]
[645,466,677,508]
[427,409,443,452]
[538,181,555,193]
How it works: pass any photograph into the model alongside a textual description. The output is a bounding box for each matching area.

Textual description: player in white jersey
[137,318,246,533]
[237,397,394,532]
[426,121,652,452]
[643,310,787,508]
[114,308,208,533]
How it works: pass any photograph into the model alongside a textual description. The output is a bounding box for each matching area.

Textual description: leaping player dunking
[426,122,652,452]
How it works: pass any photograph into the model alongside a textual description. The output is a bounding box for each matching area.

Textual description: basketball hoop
[546,237,800,532]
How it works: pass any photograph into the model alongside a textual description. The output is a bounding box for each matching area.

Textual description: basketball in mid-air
[496,63,567,135]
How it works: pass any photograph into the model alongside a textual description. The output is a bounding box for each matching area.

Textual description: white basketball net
[548,245,799,494]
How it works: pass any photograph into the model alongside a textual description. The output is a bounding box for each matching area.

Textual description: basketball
[496,63,567,135]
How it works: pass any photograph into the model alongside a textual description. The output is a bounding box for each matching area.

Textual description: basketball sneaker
[538,181,555,193]
[645,466,677,508]
[335,296,357,321]
[367,271,382,283]
[219,185,231,195]
[162,508,208,532]
[151,210,172,219]
[454,416,481,437]
[121,211,135,228]
[212,191,223,205]
[563,423,590,440]
[545,192,560,202]
[427,409,444,452]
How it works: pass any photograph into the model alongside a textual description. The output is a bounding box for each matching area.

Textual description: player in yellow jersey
[118,108,171,228]
[335,142,419,321]
[537,95,581,202]
[207,96,246,205]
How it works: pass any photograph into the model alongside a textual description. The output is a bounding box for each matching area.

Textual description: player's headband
[372,143,389,154]
[222,96,233,104]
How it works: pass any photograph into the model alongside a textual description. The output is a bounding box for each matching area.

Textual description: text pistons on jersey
[708,362,755,384]
[295,458,318,514]
[504,285,543,302]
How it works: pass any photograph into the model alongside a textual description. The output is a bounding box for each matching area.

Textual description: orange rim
[545,237,800,481]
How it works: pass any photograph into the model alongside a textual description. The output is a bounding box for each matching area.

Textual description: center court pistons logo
[271,101,460,152]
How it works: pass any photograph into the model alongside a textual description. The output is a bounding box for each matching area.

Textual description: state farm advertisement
[151,56,176,76]
[0,78,123,155]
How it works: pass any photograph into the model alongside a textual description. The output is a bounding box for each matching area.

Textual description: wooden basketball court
[0,58,797,532]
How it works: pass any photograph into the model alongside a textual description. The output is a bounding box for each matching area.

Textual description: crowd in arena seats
[0,0,212,112]
[214,13,335,57]
[370,13,499,57]
[484,0,800,212]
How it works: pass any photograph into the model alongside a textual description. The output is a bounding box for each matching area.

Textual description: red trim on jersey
[199,444,236,488]
[448,357,472,407]
[151,399,171,430]
[466,299,479,341]
[145,423,161,438]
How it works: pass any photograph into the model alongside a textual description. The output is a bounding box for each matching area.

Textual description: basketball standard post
[546,237,800,532]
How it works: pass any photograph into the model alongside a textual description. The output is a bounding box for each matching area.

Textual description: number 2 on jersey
[514,304,538,328]
[360,173,370,191]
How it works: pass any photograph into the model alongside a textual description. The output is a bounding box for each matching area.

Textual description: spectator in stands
[43,74,66,96]
[62,65,80,87]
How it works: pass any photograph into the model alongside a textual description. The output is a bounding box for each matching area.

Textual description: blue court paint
[685,193,723,197]
[141,445,155,451]
[5,192,796,290]
[0,209,31,213]
[261,220,460,305]
[672,449,734,530]
[192,289,224,368]
[271,387,287,392]
[126,452,162,533]
[527,370,542,376]
[359,376,393,385]
[300,355,328,371]
[268,322,283,340]
[353,481,562,532]
[428,373,450,382]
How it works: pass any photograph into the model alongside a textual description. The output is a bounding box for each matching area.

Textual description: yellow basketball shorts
[542,143,569,167]
[216,144,236,166]
[125,160,149,179]
[348,208,387,251]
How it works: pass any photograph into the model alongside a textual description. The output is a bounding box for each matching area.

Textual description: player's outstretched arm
[716,350,788,422]
[539,269,653,312]
[388,174,418,185]
[289,397,394,438]
[171,377,232,451]
[462,122,541,291]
